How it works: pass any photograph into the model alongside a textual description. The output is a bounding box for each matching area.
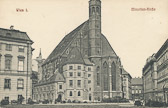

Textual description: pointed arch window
[103,62,108,91]
[96,66,100,86]
[111,62,116,91]
[96,7,100,14]
[92,7,95,13]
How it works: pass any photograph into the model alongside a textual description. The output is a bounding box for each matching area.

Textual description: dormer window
[6,33,11,37]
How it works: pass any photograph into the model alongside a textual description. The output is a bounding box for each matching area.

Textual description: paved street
[0,103,158,108]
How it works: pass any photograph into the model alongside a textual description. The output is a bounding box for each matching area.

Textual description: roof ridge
[43,20,89,64]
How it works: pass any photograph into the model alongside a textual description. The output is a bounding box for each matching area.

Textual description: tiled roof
[35,72,65,86]
[64,47,85,65]
[43,20,89,64]
[0,28,33,42]
[131,77,142,85]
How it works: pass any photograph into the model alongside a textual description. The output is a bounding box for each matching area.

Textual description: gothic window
[96,66,100,86]
[0,43,2,50]
[111,62,116,91]
[92,7,95,13]
[96,7,100,14]
[103,62,108,91]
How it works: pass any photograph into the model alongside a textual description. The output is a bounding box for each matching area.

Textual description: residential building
[0,27,33,103]
[131,77,143,100]
[142,54,157,102]
[143,39,168,103]
[122,69,132,100]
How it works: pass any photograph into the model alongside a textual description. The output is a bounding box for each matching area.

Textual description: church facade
[34,0,123,102]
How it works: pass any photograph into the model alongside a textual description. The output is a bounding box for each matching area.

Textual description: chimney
[10,25,14,30]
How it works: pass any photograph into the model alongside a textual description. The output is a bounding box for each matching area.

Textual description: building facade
[0,27,33,103]
[142,54,157,102]
[143,39,168,103]
[33,48,94,103]
[122,69,132,100]
[34,0,124,102]
[131,77,143,100]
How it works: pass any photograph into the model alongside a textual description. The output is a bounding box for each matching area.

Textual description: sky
[0,0,168,78]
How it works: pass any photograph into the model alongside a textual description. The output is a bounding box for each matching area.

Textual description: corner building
[35,0,123,102]
[0,27,33,103]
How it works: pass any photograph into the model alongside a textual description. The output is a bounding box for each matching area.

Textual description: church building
[34,0,123,102]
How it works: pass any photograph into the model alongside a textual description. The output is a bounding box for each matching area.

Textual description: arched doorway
[57,94,62,102]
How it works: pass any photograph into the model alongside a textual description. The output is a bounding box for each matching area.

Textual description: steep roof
[122,69,132,79]
[131,77,142,85]
[44,20,89,64]
[43,20,119,65]
[0,28,33,43]
[35,72,65,86]
[64,47,85,64]
[101,34,118,57]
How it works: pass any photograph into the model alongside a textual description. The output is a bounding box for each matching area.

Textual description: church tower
[88,0,103,101]
[89,0,101,57]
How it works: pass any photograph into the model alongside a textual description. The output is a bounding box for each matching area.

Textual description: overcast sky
[0,0,168,78]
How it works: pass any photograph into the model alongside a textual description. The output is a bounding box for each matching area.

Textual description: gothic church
[34,0,123,102]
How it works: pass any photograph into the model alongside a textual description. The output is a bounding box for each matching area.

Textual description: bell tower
[89,0,101,57]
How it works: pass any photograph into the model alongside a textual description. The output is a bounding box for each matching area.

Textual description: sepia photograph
[0,0,168,107]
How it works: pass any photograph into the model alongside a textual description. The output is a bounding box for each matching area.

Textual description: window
[88,67,91,71]
[0,43,2,50]
[77,80,81,87]
[89,88,91,91]
[132,90,134,94]
[59,85,62,89]
[139,90,141,93]
[136,89,138,93]
[5,97,9,101]
[88,74,91,77]
[88,80,91,84]
[5,56,12,70]
[4,79,11,89]
[18,59,24,71]
[69,66,73,70]
[69,72,73,77]
[0,55,1,70]
[78,66,81,70]
[77,72,81,77]
[69,80,73,87]
[18,46,24,52]
[17,79,24,89]
[6,44,12,51]
[70,91,73,96]
[78,91,81,96]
